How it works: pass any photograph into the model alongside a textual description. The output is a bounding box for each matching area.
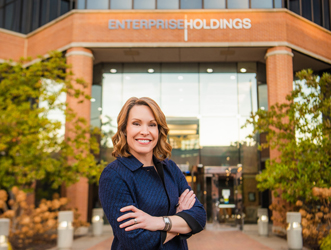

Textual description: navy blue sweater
[99,155,206,250]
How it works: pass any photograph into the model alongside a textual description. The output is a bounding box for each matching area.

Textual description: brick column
[65,47,93,221]
[265,46,294,232]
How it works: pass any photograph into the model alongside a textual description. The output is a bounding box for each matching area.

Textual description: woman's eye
[149,123,157,127]
[133,122,140,126]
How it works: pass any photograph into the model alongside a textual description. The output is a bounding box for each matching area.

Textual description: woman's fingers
[119,218,137,228]
[178,189,189,204]
[117,212,136,222]
[120,205,138,213]
[182,190,195,207]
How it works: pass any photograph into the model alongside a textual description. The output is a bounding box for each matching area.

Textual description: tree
[0,51,105,190]
[245,69,331,203]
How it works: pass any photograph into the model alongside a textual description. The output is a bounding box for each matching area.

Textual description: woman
[99,97,206,250]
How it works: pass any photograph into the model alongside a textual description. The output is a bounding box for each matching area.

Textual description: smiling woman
[99,97,206,250]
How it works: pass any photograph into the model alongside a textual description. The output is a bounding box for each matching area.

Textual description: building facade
[1,0,331,227]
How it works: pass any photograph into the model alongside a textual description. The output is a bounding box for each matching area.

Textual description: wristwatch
[163,216,172,231]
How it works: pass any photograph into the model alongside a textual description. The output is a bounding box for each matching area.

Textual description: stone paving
[81,224,301,250]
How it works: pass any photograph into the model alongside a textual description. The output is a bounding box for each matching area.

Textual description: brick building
[1,0,331,229]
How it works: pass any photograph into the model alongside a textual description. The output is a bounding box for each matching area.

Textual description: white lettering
[243,18,251,29]
[210,19,219,29]
[203,19,210,29]
[223,19,232,29]
[193,19,203,29]
[219,19,223,29]
[185,19,193,29]
[233,18,242,29]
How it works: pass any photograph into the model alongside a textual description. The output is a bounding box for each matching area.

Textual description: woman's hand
[117,205,164,232]
[176,189,196,213]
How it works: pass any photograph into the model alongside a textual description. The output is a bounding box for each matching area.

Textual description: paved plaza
[50,224,308,250]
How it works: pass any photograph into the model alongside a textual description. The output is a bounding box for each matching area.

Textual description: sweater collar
[117,154,164,172]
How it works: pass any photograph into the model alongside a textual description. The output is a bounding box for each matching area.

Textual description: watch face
[164,217,170,223]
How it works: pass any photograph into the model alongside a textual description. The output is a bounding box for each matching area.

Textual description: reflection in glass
[181,0,202,9]
[134,0,155,9]
[313,0,322,26]
[238,73,258,116]
[91,85,102,128]
[49,0,58,21]
[157,0,179,9]
[102,73,123,118]
[4,3,14,30]
[77,0,85,9]
[61,0,70,15]
[111,0,132,9]
[204,0,225,9]
[227,0,249,9]
[251,0,273,9]
[302,0,312,21]
[87,0,108,9]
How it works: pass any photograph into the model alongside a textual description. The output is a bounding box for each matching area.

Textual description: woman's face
[126,105,159,161]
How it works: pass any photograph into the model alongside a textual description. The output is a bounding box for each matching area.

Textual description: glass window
[134,0,155,9]
[77,0,85,9]
[238,73,258,116]
[31,0,39,31]
[4,2,14,30]
[157,0,179,9]
[181,0,202,9]
[0,0,4,7]
[274,0,282,8]
[122,64,161,103]
[91,85,102,128]
[258,84,268,111]
[289,0,300,15]
[87,0,108,9]
[0,8,3,28]
[161,63,199,116]
[61,0,70,15]
[111,0,132,9]
[227,0,249,9]
[302,0,312,21]
[324,0,330,30]
[200,63,238,116]
[49,0,59,21]
[251,0,273,9]
[204,0,225,9]
[313,0,322,26]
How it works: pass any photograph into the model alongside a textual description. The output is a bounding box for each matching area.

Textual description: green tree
[245,69,331,203]
[0,51,105,190]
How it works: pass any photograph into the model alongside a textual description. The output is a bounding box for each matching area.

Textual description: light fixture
[125,76,130,80]
[90,98,96,102]
[57,211,74,250]
[179,88,183,92]
[178,76,183,80]
[98,107,102,111]
[92,208,104,236]
[240,68,247,73]
[0,218,9,250]
[147,68,154,73]
[110,69,117,73]
[230,75,236,80]
[261,107,265,110]
[206,68,213,73]
[287,212,303,249]
[257,208,269,236]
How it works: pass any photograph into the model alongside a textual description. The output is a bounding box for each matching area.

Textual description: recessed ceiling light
[125,76,130,80]
[240,68,247,73]
[147,68,154,73]
[206,68,213,73]
[178,76,183,80]
[110,69,117,73]
[98,107,102,111]
[90,98,96,102]
[230,76,236,80]
[179,88,183,92]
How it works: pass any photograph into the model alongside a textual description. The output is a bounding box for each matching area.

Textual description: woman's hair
[111,97,172,161]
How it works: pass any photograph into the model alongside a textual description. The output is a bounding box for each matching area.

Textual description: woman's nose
[140,125,149,135]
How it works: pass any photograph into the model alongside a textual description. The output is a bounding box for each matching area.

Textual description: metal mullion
[46,0,50,22]
[85,0,87,9]
[179,0,181,9]
[18,0,24,32]
[132,0,133,9]
[249,0,251,8]
[311,0,314,23]
[273,0,275,8]
[299,0,302,15]
[329,0,331,29]
[58,0,61,16]
[282,0,285,8]
[35,0,40,29]
[322,0,325,27]
[287,0,289,9]
[27,0,33,32]
[202,0,204,9]
[109,0,111,9]
[225,0,228,9]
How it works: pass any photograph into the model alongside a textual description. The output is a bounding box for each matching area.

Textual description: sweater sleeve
[169,160,207,238]
[99,166,163,250]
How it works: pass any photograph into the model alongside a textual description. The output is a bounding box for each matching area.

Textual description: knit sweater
[99,155,206,250]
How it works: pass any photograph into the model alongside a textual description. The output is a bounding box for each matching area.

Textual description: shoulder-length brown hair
[112,97,172,161]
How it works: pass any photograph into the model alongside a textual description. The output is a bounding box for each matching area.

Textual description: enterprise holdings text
[108,18,252,30]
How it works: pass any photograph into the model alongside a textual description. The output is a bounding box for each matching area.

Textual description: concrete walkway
[50,224,309,250]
